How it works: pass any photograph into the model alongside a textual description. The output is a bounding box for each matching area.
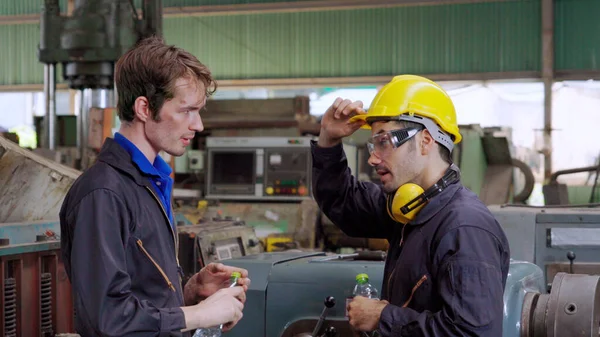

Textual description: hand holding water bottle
[347,296,389,332]
[184,263,251,305]
[191,272,244,337]
[347,274,389,334]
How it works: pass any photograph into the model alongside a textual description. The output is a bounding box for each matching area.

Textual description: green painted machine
[221,251,600,337]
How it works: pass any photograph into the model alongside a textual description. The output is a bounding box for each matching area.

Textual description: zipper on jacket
[136,239,176,292]
[387,223,409,296]
[401,274,428,308]
[145,186,180,268]
[386,267,396,298]
[399,223,407,247]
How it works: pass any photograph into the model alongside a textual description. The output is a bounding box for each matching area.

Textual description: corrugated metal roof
[555,0,600,71]
[0,0,67,16]
[164,1,541,80]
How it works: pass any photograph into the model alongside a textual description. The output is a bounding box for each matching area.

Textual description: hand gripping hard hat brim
[348,75,462,145]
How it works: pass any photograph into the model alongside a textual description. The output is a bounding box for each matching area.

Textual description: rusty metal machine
[0,221,74,337]
[0,136,80,336]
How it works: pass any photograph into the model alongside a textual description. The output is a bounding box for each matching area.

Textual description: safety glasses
[367,126,423,158]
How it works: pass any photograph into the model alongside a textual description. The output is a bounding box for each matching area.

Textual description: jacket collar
[409,181,461,226]
[96,137,149,187]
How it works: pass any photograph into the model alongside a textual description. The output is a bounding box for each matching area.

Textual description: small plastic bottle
[192,271,241,337]
[347,273,381,337]
[352,273,379,299]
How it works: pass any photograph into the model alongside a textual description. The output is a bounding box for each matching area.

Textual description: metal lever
[311,296,336,337]
[567,251,576,274]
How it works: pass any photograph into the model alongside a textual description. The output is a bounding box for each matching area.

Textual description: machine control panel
[263,148,310,198]
[205,137,313,201]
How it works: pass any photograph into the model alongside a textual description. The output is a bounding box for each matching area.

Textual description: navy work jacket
[60,138,188,337]
[311,141,510,337]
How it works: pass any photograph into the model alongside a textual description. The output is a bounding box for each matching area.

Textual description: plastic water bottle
[352,273,379,299]
[193,271,241,337]
[347,273,381,337]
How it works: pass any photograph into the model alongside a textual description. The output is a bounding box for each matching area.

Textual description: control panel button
[266,187,274,195]
[298,186,307,195]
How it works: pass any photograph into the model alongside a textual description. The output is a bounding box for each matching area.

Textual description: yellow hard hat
[350,75,462,146]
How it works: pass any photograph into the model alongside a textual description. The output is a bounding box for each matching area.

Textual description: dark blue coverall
[311,141,510,337]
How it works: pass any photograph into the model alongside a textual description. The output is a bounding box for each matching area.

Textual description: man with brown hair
[60,36,249,336]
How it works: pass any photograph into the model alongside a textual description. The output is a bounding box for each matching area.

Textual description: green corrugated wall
[164,1,541,80]
[0,23,64,86]
[0,0,598,86]
[555,0,600,71]
[0,0,67,16]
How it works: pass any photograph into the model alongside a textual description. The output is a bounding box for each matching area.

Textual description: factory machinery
[3,134,600,337]
[221,251,600,337]
[3,0,596,336]
[0,136,80,337]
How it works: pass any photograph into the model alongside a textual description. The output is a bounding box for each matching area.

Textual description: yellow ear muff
[386,183,426,224]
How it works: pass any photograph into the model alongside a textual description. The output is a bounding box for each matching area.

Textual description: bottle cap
[356,273,369,282]
[231,271,242,279]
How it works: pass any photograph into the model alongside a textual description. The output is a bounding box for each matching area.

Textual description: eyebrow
[180,101,205,111]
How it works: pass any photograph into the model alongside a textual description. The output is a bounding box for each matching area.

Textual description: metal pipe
[542,0,554,182]
[89,89,106,108]
[549,165,600,183]
[78,88,90,169]
[114,80,118,107]
[106,89,115,108]
[43,63,56,150]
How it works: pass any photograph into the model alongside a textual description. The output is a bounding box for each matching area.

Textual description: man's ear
[420,129,435,155]
[133,96,151,122]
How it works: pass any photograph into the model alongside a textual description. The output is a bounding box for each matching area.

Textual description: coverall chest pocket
[128,235,176,292]
[402,272,432,311]
[392,231,435,311]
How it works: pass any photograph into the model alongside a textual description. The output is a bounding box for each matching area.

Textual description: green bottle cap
[356,273,369,283]
[231,271,242,279]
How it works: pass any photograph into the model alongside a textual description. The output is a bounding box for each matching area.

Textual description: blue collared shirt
[113,132,174,229]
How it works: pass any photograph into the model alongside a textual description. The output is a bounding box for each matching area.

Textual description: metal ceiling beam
[0,0,515,25]
[0,71,536,92]
[162,0,515,18]
[212,71,542,89]
[3,70,600,93]
[0,14,37,25]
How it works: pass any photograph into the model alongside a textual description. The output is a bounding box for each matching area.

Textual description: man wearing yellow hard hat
[311,75,509,336]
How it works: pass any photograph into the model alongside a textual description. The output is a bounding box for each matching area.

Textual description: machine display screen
[211,152,254,185]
